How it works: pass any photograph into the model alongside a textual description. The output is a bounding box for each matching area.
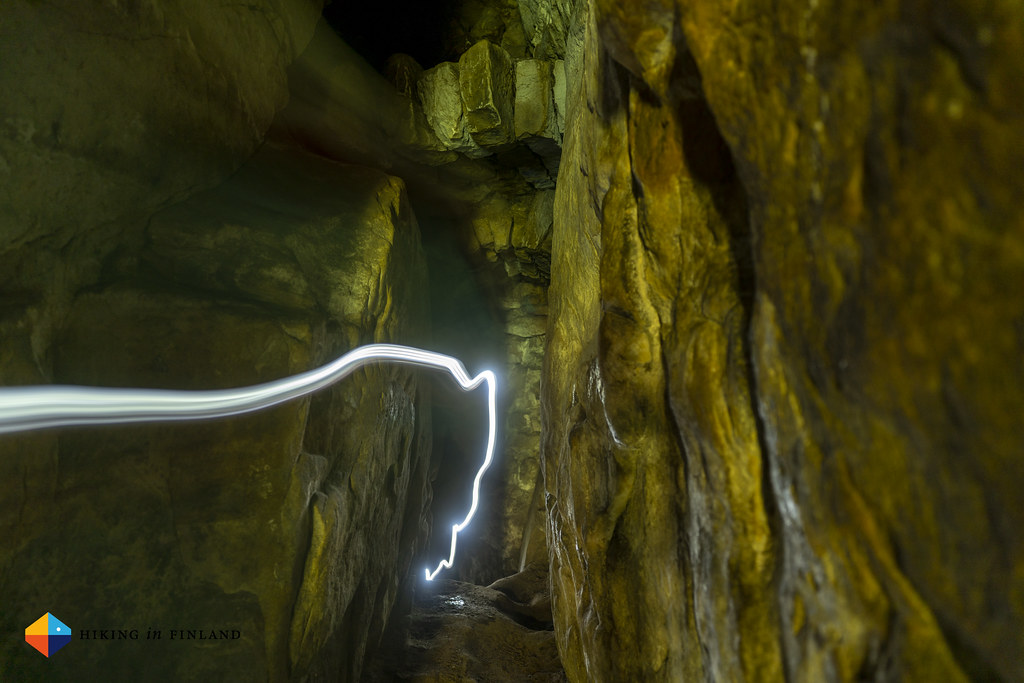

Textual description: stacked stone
[417,40,565,188]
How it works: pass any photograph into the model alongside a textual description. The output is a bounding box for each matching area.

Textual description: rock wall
[0,141,433,681]
[0,3,436,678]
[683,0,1024,679]
[545,0,1023,680]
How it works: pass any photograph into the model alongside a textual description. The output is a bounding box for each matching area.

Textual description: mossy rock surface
[544,0,1024,680]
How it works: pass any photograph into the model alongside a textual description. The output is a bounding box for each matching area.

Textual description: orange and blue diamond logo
[25,612,72,657]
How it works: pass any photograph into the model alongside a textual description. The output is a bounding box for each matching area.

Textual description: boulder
[419,62,490,159]
[459,40,517,148]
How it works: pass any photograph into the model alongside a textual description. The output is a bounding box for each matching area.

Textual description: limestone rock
[514,188,555,254]
[545,3,766,678]
[0,0,325,438]
[678,0,1024,679]
[383,51,448,166]
[276,23,472,174]
[470,187,554,264]
[679,0,1024,677]
[274,24,556,595]
[10,0,1019,681]
[459,40,517,148]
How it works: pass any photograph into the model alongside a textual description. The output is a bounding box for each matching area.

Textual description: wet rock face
[545,0,1024,681]
[0,144,432,680]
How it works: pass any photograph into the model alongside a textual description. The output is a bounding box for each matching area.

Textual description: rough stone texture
[518,0,583,59]
[276,23,469,176]
[7,0,1020,680]
[499,280,550,571]
[545,0,1024,682]
[145,144,422,341]
[545,3,764,678]
[420,188,552,584]
[366,562,565,681]
[458,186,552,578]
[0,145,433,681]
[515,59,557,140]
[459,40,517,148]
[515,59,564,190]
[398,38,566,184]
[679,0,1024,679]
[419,61,490,159]
[552,60,567,135]
[0,1,562,679]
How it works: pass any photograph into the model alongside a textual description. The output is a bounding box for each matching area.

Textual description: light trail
[0,343,496,581]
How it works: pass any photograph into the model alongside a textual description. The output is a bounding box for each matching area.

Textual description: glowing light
[0,343,496,581]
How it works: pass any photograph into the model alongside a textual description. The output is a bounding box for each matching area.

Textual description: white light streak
[0,343,496,582]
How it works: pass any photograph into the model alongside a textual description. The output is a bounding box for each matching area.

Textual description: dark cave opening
[279,0,518,585]
[321,0,458,72]
[317,0,516,583]
[418,213,508,584]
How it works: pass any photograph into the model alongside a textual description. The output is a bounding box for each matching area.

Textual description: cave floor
[365,563,566,681]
